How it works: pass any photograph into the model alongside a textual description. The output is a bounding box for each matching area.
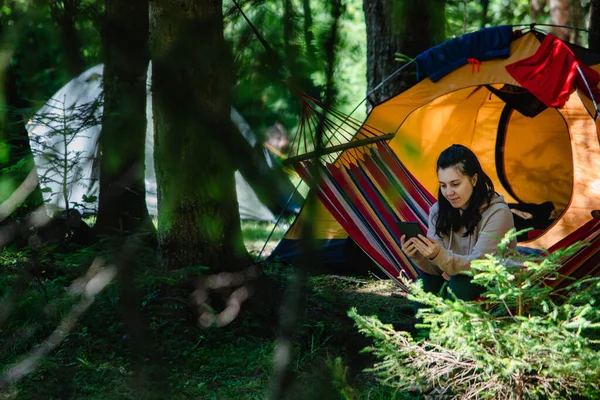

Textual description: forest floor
[0,221,419,399]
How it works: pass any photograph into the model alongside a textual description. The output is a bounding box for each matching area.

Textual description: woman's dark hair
[434,144,495,237]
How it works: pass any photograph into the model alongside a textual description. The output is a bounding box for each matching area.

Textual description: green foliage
[224,0,367,139]
[3,1,101,108]
[445,0,539,37]
[349,230,600,399]
[241,220,289,260]
[0,236,426,398]
[326,356,355,400]
[0,242,270,399]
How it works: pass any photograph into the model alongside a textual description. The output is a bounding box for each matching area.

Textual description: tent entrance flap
[498,106,573,210]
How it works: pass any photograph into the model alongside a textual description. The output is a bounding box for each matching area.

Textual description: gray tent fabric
[27,64,302,221]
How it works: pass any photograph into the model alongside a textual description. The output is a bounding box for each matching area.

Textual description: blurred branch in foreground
[0,168,39,222]
[193,264,260,328]
[0,259,116,389]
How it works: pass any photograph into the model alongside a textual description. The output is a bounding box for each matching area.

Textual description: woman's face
[438,166,477,210]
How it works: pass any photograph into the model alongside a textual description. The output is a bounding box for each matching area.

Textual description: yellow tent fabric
[285,31,600,251]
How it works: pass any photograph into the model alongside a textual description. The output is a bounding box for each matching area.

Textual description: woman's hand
[400,235,419,258]
[412,234,441,260]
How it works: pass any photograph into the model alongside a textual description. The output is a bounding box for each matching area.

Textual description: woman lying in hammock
[400,144,516,302]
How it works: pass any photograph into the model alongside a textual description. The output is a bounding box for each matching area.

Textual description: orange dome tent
[272,26,600,289]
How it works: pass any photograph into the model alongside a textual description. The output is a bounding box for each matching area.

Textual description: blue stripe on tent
[269,238,348,265]
[269,238,380,275]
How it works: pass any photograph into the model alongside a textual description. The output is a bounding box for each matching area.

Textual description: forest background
[1,0,598,399]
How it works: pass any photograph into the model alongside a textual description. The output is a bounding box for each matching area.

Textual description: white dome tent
[27,64,302,222]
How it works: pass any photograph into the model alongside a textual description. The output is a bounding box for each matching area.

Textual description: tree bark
[590,0,600,53]
[95,0,154,236]
[530,0,547,22]
[549,0,571,42]
[49,0,85,78]
[363,0,445,108]
[481,0,490,29]
[302,0,315,62]
[150,0,250,271]
[569,0,582,44]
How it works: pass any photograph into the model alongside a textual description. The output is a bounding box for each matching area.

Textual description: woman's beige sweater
[410,194,517,276]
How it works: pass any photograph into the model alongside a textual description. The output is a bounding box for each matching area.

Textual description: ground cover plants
[0,222,420,399]
[350,230,600,399]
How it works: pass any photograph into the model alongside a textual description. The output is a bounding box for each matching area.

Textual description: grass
[0,223,419,399]
[241,220,289,259]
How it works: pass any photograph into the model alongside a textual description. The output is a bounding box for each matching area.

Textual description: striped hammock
[293,142,434,290]
[549,219,600,288]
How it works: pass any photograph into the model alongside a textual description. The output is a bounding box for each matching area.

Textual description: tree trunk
[530,0,547,22]
[549,0,571,41]
[363,0,445,108]
[49,0,85,78]
[302,0,315,62]
[95,0,154,236]
[481,0,490,29]
[590,0,600,53]
[569,0,582,44]
[150,0,250,271]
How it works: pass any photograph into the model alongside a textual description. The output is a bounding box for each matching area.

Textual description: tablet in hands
[397,221,426,240]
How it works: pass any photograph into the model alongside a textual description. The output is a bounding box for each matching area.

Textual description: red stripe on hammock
[360,154,427,227]
[348,163,401,241]
[294,162,311,185]
[376,142,436,204]
[555,234,600,279]
[375,143,436,210]
[318,180,394,273]
[308,163,403,281]
[545,220,600,287]
[327,163,408,277]
[348,162,419,279]
[295,162,407,283]
[549,219,600,252]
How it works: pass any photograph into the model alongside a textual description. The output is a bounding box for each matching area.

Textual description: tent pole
[576,66,600,119]
[511,23,598,38]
